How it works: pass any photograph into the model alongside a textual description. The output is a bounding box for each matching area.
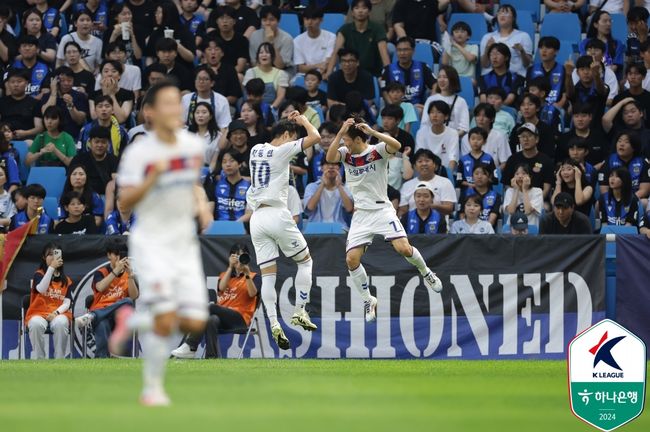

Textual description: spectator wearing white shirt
[450,195,495,234]
[462,103,511,169]
[294,6,336,76]
[416,100,459,171]
[421,65,470,136]
[503,163,544,227]
[399,149,457,217]
[101,41,142,97]
[303,160,354,227]
[181,65,232,130]
[56,11,104,73]
[589,0,628,15]
[479,4,533,77]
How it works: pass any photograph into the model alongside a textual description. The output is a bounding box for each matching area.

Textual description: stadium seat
[322,13,344,33]
[280,13,301,38]
[447,14,488,45]
[540,13,581,46]
[12,141,30,182]
[600,225,638,235]
[459,75,475,111]
[205,221,246,235]
[42,196,59,219]
[516,11,535,47]
[293,74,328,92]
[26,167,67,199]
[505,0,540,22]
[610,14,627,44]
[303,222,344,234]
[414,43,434,67]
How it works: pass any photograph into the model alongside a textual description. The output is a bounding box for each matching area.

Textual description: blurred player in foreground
[247,111,321,350]
[109,80,213,406]
[326,118,442,322]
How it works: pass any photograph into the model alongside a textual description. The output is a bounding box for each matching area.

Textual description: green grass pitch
[0,359,648,432]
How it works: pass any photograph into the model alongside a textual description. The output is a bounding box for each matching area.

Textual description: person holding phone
[76,240,139,358]
[172,243,258,359]
[25,243,73,359]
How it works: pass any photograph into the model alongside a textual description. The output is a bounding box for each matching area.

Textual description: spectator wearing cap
[207,2,259,39]
[143,38,193,94]
[56,10,104,73]
[11,35,50,99]
[539,192,593,234]
[144,1,196,69]
[206,6,251,75]
[557,104,609,168]
[200,36,243,106]
[508,211,529,235]
[77,95,129,158]
[0,69,44,140]
[0,6,18,64]
[565,55,609,124]
[70,126,118,195]
[502,122,554,200]
[249,5,293,72]
[294,6,336,76]
[450,194,494,234]
[182,65,232,130]
[572,39,619,104]
[215,120,251,177]
[40,66,90,140]
[398,149,457,217]
[326,0,390,78]
[509,93,555,159]
[204,149,250,221]
[400,183,447,234]
[303,159,354,227]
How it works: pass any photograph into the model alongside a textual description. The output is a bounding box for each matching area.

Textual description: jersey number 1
[251,160,271,188]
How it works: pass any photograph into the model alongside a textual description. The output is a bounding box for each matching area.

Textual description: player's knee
[346,253,360,270]
[294,250,311,265]
[154,313,177,336]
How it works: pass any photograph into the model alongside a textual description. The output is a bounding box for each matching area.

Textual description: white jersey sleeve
[117,144,146,187]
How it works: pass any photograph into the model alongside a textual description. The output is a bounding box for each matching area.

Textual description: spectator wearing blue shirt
[0,164,17,232]
[598,131,650,199]
[456,127,497,197]
[34,0,62,39]
[303,159,354,228]
[77,95,129,158]
[58,163,105,227]
[526,37,566,109]
[11,35,50,99]
[461,164,502,228]
[20,8,57,65]
[106,195,135,235]
[400,183,447,234]
[479,43,524,107]
[205,150,250,221]
[599,167,647,231]
[179,0,206,42]
[0,132,20,193]
[9,183,53,233]
[450,195,495,234]
[75,0,110,38]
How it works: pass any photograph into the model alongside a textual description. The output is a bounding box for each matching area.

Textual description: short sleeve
[117,147,145,187]
[29,135,44,153]
[439,179,458,203]
[374,141,394,158]
[277,70,290,88]
[276,139,305,161]
[640,161,650,184]
[337,145,349,162]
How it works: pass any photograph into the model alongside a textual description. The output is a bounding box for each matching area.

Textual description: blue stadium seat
[414,43,434,67]
[540,13,581,46]
[312,104,325,123]
[293,74,328,92]
[447,14,488,45]
[516,11,535,47]
[12,141,30,182]
[600,225,638,235]
[280,13,301,38]
[42,196,59,219]
[610,14,627,44]
[322,13,344,33]
[26,167,66,199]
[502,0,540,22]
[205,221,246,235]
[303,222,344,234]
[459,75,475,111]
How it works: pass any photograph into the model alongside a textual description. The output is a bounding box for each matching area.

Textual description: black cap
[554,192,575,208]
[89,126,110,140]
[227,120,250,138]
[511,211,528,231]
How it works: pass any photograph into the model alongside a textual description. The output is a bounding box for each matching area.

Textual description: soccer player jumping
[326,118,442,322]
[247,111,321,350]
[109,81,213,406]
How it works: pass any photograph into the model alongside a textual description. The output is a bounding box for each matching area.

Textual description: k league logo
[568,319,646,431]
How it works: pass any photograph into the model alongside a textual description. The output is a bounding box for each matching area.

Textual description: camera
[238,253,251,265]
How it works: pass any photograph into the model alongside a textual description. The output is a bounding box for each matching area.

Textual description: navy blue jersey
[206,175,250,221]
[9,210,53,233]
[180,13,206,36]
[401,209,446,234]
[383,60,433,105]
[42,8,61,33]
[527,62,565,104]
[456,152,497,185]
[1,152,20,189]
[479,71,524,97]
[57,192,104,220]
[74,1,109,37]
[599,192,643,228]
[463,188,502,225]
[105,210,136,235]
[11,60,49,96]
[599,154,650,192]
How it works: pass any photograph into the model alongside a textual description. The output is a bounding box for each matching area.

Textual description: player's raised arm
[290,111,321,150]
[326,118,354,163]
[356,122,402,154]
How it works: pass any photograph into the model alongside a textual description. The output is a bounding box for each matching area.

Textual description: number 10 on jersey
[251,161,270,188]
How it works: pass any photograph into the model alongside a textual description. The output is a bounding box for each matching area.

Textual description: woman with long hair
[102,2,144,65]
[239,100,270,145]
[25,243,73,359]
[26,106,76,167]
[145,1,195,65]
[421,65,470,136]
[551,158,594,216]
[188,101,224,169]
[598,167,644,230]
[21,8,57,64]
[60,163,105,227]
[242,43,289,109]
[580,10,625,73]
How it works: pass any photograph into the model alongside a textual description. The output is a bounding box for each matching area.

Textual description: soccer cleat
[108,305,134,356]
[75,313,93,328]
[140,391,171,407]
[290,309,318,331]
[171,343,196,359]
[270,324,291,350]
[364,296,378,323]
[423,270,443,293]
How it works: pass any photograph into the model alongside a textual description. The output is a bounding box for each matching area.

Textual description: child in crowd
[304,69,328,113]
[503,164,544,227]
[485,87,515,136]
[465,103,511,169]
[415,100,459,171]
[441,21,478,81]
[450,195,494,234]
[12,187,28,212]
[244,78,276,126]
[54,191,98,235]
[377,82,417,133]
[527,77,563,136]
[461,164,501,228]
[567,137,597,187]
[457,127,497,196]
[9,183,53,233]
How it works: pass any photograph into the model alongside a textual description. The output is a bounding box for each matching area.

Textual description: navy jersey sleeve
[598,160,611,187]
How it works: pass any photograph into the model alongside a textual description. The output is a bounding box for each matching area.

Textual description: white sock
[349,264,371,302]
[142,332,169,395]
[127,310,153,332]
[261,273,279,327]
[294,258,313,310]
[404,247,429,276]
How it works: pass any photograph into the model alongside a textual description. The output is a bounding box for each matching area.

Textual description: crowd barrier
[1,234,644,360]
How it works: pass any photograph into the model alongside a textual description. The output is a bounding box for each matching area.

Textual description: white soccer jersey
[247,139,304,210]
[117,129,204,241]
[339,142,393,210]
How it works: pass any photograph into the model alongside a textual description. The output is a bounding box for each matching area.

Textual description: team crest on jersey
[632,165,641,175]
[552,75,560,84]
[35,69,45,81]
[486,195,495,206]
[413,70,421,81]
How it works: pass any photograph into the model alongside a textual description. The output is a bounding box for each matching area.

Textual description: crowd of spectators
[1,0,650,237]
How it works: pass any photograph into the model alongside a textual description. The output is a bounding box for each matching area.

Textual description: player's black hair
[468,127,487,141]
[473,103,496,121]
[142,79,180,107]
[344,117,369,142]
[60,190,87,209]
[270,120,302,140]
[381,104,404,120]
[25,183,47,199]
[538,36,560,51]
[244,78,266,96]
[450,21,471,37]
[427,100,451,116]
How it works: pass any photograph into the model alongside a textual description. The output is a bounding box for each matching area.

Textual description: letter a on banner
[568,319,646,431]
